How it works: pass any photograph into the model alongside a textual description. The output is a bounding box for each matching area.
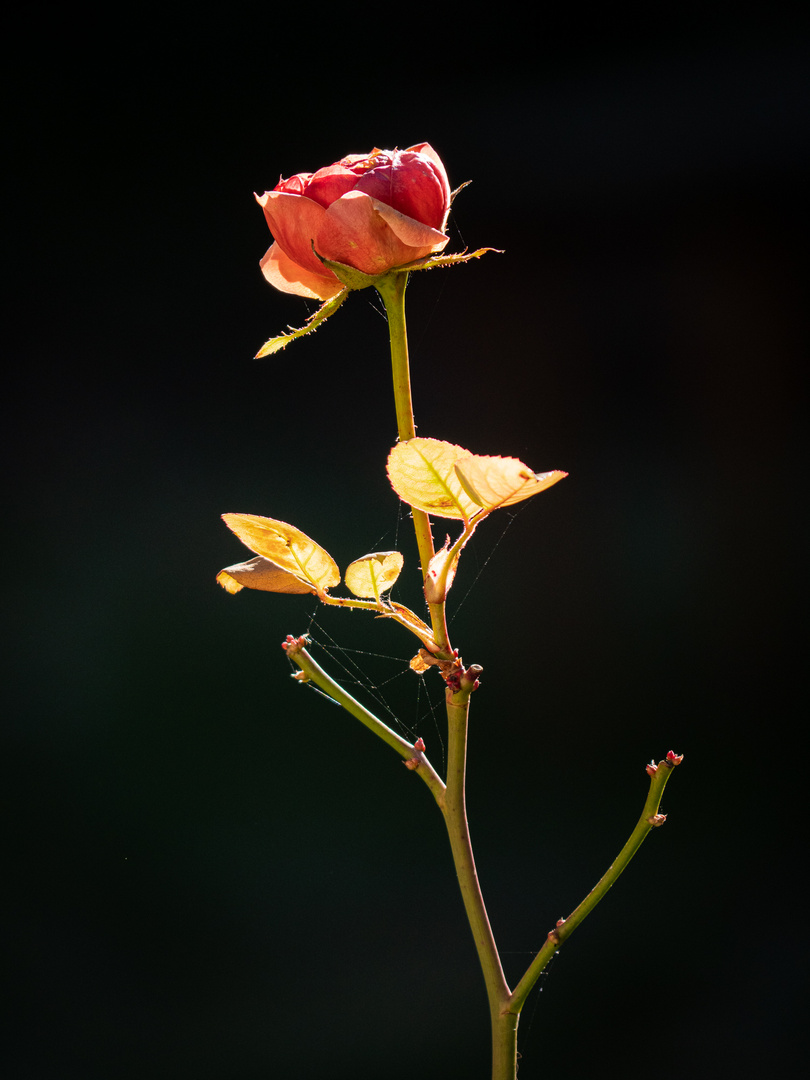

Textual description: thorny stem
[444,676,513,1080]
[375,272,450,658]
[282,270,683,1080]
[508,752,684,1015]
[377,270,512,1077]
[283,638,446,806]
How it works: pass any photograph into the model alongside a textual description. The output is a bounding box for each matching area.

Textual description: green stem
[375,272,450,657]
[443,678,513,1079]
[508,754,682,1014]
[284,640,446,806]
[377,271,512,1076]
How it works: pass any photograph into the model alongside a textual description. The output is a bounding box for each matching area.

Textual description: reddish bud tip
[282,633,308,654]
[414,737,426,752]
[665,750,684,766]
[646,762,659,776]
[403,757,420,771]
[556,917,566,927]
[648,813,668,827]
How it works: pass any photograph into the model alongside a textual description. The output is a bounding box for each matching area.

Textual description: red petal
[354,149,449,231]
[302,164,361,208]
[317,191,448,276]
[372,199,449,251]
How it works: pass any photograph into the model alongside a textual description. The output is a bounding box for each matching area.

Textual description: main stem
[376,273,450,658]
[445,682,515,1079]
[376,272,515,1079]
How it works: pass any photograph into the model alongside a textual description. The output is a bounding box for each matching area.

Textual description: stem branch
[508,753,682,1013]
[284,640,446,806]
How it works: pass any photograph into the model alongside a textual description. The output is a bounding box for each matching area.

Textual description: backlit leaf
[387,438,479,520]
[217,556,316,595]
[454,456,567,510]
[424,542,459,604]
[221,513,340,592]
[409,652,432,673]
[254,289,349,357]
[344,551,404,599]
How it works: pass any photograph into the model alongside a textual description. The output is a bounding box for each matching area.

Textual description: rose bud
[256,144,451,299]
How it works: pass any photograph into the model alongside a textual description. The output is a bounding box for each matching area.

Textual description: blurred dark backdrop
[6,14,807,1080]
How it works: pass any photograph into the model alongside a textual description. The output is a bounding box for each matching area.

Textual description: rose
[256,144,451,300]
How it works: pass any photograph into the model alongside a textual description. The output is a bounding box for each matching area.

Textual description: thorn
[648,813,668,827]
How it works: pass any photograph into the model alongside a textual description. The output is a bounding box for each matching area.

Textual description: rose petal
[371,199,449,252]
[257,190,330,277]
[260,242,343,300]
[405,143,451,227]
[302,164,362,208]
[274,171,313,196]
[354,149,449,231]
[317,191,448,276]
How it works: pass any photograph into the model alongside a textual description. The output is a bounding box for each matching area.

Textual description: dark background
[7,14,807,1080]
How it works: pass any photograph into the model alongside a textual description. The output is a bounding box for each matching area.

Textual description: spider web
[284,501,529,771]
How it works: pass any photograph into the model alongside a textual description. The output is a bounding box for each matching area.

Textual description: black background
[7,13,808,1079]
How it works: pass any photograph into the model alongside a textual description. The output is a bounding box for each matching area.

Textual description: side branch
[282,636,446,806]
[508,751,684,1014]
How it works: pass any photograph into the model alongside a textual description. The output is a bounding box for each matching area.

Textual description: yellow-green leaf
[424,543,459,604]
[217,556,316,595]
[221,513,340,592]
[344,551,404,599]
[454,456,567,511]
[387,438,480,520]
[254,289,349,357]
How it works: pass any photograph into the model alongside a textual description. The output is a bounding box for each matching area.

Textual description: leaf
[454,457,567,511]
[409,652,432,673]
[387,438,480,520]
[217,556,316,595]
[375,601,437,651]
[424,542,459,604]
[404,247,503,272]
[344,551,404,599]
[221,513,340,592]
[254,288,349,357]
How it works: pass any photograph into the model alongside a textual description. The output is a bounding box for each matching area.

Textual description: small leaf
[376,601,437,651]
[409,652,432,673]
[387,438,480,520]
[221,513,340,592]
[424,542,459,604]
[217,556,316,595]
[454,456,567,511]
[344,551,404,599]
[254,288,349,357]
[404,247,503,272]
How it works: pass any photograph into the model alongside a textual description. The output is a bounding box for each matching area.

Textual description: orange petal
[317,191,448,277]
[260,242,343,300]
[257,190,332,278]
